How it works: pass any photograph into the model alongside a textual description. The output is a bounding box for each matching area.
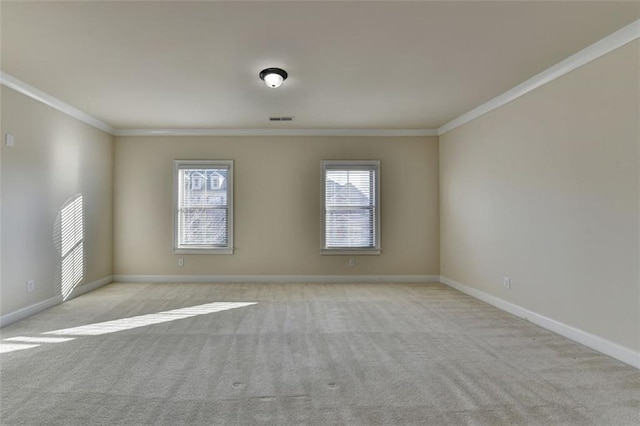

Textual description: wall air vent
[269,116,295,122]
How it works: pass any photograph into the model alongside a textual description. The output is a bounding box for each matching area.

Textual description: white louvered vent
[269,116,295,122]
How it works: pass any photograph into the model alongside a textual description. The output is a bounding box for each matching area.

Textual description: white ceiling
[1,1,638,130]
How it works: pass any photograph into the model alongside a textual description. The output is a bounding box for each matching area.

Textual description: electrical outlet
[178,258,184,267]
[349,258,356,267]
[26,280,35,292]
[503,277,511,289]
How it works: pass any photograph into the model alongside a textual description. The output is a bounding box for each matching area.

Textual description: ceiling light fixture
[259,67,288,88]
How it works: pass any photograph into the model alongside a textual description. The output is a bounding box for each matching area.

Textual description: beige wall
[114,136,439,277]
[440,41,639,351]
[1,87,114,315]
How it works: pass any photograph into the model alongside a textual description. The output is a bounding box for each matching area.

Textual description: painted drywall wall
[0,87,114,316]
[440,40,639,351]
[114,136,439,277]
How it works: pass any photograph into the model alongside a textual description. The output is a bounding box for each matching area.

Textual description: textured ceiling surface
[2,1,638,129]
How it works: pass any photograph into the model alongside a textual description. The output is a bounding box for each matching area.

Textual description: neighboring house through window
[322,160,380,255]
[173,160,233,254]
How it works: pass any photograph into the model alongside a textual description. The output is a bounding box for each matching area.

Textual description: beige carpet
[1,282,638,425]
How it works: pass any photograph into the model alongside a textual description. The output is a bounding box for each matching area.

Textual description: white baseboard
[64,275,114,301]
[0,295,62,328]
[0,275,113,328]
[440,276,640,370]
[113,274,440,284]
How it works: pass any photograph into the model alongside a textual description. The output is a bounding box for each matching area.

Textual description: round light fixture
[259,67,288,88]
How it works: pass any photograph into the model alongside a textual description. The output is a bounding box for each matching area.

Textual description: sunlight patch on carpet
[44,301,257,336]
[0,343,40,354]
[0,302,257,354]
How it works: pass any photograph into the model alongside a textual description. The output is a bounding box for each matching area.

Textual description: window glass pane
[179,207,228,246]
[325,170,374,207]
[325,208,375,248]
[181,169,228,207]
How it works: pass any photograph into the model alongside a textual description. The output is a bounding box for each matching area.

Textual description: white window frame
[321,160,381,255]
[173,160,234,255]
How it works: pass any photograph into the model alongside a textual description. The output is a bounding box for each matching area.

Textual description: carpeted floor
[1,282,638,425]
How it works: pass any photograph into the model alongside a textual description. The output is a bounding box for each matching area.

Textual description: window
[173,160,233,254]
[322,160,380,255]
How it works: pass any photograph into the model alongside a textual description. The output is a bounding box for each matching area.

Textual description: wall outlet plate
[503,277,511,289]
[26,280,35,292]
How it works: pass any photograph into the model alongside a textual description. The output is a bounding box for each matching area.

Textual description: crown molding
[438,18,640,136]
[114,128,438,137]
[0,72,116,135]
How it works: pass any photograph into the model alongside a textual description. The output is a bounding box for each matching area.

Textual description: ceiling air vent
[269,116,295,122]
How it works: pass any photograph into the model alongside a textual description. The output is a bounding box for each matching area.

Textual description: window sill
[321,249,381,256]
[173,248,233,255]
